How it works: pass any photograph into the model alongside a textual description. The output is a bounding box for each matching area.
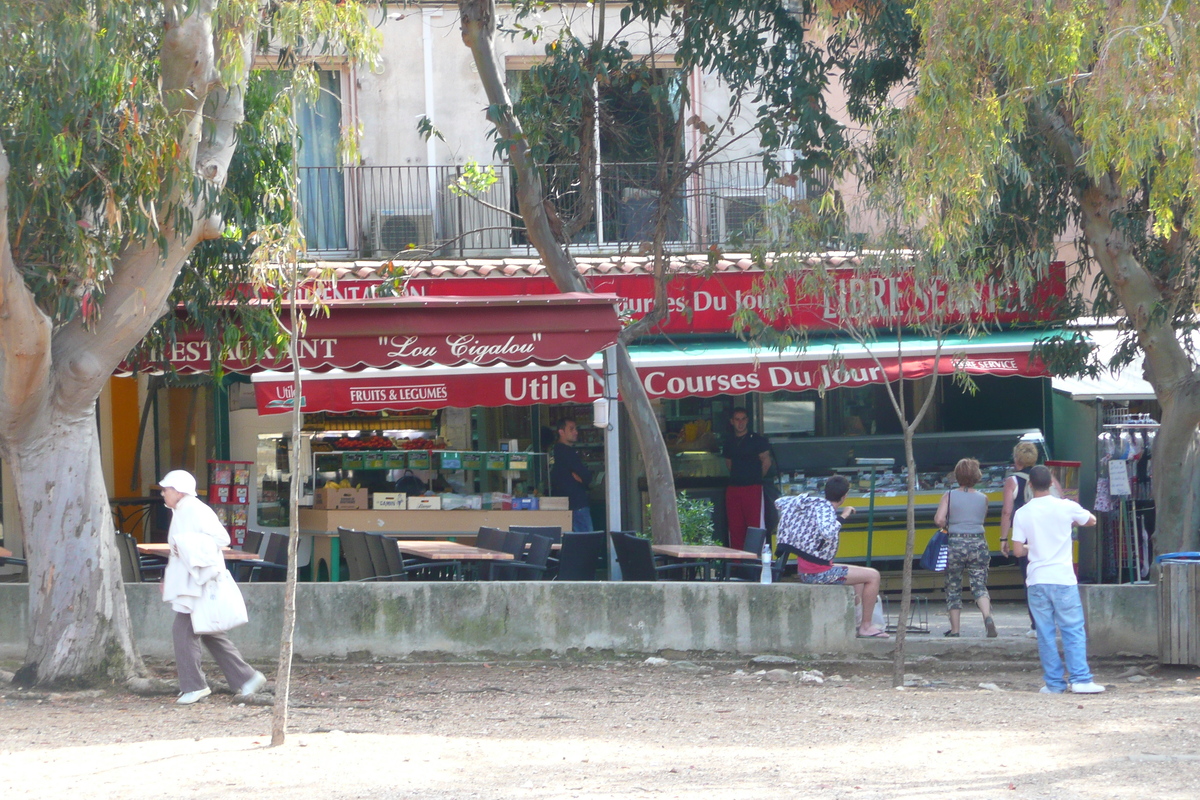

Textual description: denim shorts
[797,565,849,585]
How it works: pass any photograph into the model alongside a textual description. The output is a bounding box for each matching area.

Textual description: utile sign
[298,264,1066,335]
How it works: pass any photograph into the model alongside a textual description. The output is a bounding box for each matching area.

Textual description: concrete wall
[1079,584,1159,657]
[0,582,855,661]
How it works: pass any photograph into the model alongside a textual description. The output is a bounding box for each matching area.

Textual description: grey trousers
[172,612,256,693]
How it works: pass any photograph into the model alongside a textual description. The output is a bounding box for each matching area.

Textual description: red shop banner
[296,263,1067,336]
[253,349,1046,415]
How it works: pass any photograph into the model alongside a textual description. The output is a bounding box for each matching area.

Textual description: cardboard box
[406,495,442,510]
[372,492,406,510]
[539,496,570,511]
[439,493,469,510]
[314,487,368,510]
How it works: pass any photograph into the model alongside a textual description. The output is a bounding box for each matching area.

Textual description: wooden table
[137,543,260,561]
[652,544,758,581]
[395,540,514,580]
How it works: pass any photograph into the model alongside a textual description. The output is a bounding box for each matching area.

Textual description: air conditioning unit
[716,192,779,243]
[371,209,435,259]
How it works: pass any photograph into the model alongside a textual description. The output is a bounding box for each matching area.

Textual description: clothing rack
[1097,410,1158,584]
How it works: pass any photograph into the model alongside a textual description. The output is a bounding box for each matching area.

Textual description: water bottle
[760,541,773,584]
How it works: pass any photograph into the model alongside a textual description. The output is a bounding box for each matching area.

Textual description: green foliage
[646,491,716,546]
[0,1,380,354]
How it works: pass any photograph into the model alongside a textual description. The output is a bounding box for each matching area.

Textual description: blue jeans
[1027,583,1093,691]
[571,506,594,533]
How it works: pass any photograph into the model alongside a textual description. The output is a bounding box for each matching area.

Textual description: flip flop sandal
[856,630,889,638]
[984,617,998,638]
[943,630,960,637]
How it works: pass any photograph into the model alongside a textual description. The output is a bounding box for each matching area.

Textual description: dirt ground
[2,648,1199,800]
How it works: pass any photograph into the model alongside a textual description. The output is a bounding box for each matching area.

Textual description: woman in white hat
[158,469,267,705]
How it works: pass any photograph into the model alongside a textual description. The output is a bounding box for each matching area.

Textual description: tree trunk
[460,0,681,542]
[10,413,143,688]
[1148,390,1200,555]
[892,431,917,688]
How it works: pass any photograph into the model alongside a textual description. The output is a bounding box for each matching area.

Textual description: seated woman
[934,457,996,638]
[775,475,887,638]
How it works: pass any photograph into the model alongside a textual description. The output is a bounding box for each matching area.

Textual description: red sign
[144,293,621,374]
[253,346,1045,414]
[295,264,1066,335]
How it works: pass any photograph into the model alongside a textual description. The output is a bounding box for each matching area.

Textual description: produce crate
[439,451,463,470]
[484,452,508,471]
[363,454,387,470]
[507,453,530,470]
[461,452,483,470]
[342,453,365,470]
[407,450,431,469]
[384,451,407,469]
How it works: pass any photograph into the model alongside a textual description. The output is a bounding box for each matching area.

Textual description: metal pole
[603,346,622,580]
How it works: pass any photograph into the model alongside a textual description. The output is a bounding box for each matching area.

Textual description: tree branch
[0,142,53,442]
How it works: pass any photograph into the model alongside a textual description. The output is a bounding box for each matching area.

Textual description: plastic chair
[725,526,768,581]
[555,531,608,581]
[609,532,703,581]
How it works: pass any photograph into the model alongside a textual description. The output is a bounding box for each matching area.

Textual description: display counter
[834,489,1005,562]
[298,507,572,581]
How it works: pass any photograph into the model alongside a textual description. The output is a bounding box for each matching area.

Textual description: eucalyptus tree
[0,0,377,689]
[872,0,1200,555]
[459,0,845,542]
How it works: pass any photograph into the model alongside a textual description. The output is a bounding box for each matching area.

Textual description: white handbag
[190,569,249,634]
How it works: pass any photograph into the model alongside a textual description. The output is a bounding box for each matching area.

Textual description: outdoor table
[652,544,758,581]
[395,540,514,581]
[136,543,260,561]
[0,547,11,558]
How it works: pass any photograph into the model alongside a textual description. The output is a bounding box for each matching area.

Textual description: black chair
[239,531,287,582]
[511,525,563,578]
[475,526,509,580]
[503,533,554,580]
[725,526,768,581]
[115,532,143,583]
[488,529,531,580]
[555,531,608,580]
[338,527,376,581]
[241,529,265,556]
[609,532,703,582]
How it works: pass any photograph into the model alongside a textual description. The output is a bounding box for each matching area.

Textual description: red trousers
[725,484,765,551]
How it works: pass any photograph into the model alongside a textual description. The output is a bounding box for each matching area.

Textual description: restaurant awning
[150,293,622,374]
[252,331,1047,415]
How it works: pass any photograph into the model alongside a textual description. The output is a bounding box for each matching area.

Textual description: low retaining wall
[1079,584,1159,657]
[0,582,856,660]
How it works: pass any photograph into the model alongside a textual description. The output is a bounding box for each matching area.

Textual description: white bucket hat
[157,469,197,496]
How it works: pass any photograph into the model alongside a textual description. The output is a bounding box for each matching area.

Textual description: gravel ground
[2,651,1199,800]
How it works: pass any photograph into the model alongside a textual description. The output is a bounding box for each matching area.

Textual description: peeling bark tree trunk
[460,0,681,543]
[11,417,143,687]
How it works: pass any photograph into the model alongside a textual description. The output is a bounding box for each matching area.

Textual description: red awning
[151,293,621,373]
[251,333,1047,414]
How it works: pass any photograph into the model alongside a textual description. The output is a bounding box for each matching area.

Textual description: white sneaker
[1070,681,1106,694]
[177,687,212,705]
[1039,685,1064,694]
[238,671,267,697]
[1025,628,1038,638]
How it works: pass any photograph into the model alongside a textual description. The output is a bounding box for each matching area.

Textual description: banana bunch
[331,479,361,490]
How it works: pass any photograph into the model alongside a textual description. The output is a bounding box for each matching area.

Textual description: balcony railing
[296,160,829,260]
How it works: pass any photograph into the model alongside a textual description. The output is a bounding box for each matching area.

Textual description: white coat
[161,494,230,614]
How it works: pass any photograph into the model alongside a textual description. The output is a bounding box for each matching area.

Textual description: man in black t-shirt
[550,418,593,532]
[722,407,772,550]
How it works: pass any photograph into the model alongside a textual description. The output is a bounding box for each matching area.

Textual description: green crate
[341,453,365,470]
[461,451,483,470]
[407,450,431,469]
[439,451,463,470]
[384,451,407,469]
[506,453,530,470]
[484,452,509,471]
[363,454,386,470]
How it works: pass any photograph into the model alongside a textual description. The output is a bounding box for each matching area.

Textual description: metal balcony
[296,160,830,260]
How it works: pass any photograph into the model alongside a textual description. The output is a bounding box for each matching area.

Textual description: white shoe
[177,687,212,705]
[1070,681,1106,694]
[1039,686,1064,694]
[238,671,267,697]
[1025,628,1038,638]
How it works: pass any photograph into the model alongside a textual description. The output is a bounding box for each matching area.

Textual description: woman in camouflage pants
[933,458,997,638]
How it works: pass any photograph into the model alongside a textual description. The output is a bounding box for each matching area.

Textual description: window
[296,69,348,252]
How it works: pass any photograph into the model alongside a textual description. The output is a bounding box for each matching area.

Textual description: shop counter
[298,508,572,581]
[833,489,1005,562]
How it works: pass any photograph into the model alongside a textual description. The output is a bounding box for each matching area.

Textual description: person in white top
[159,470,267,705]
[1012,465,1105,695]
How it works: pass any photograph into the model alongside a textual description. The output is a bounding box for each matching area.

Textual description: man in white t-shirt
[1012,465,1105,695]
